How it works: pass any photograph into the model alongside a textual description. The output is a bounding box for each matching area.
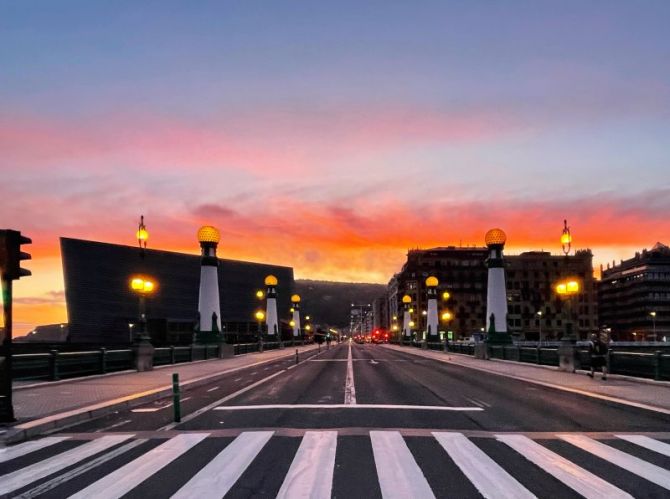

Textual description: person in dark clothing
[588,331,609,380]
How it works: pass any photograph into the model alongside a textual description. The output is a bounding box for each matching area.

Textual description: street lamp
[128,323,135,343]
[536,310,543,345]
[255,309,265,351]
[129,275,157,343]
[256,290,264,300]
[555,278,580,340]
[561,219,572,256]
[137,215,149,260]
[650,311,657,341]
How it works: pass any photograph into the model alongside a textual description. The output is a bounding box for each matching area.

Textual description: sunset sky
[2,1,670,335]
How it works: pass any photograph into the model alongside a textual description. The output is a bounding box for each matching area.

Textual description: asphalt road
[1,342,669,498]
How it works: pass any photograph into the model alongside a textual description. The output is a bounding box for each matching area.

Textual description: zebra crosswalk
[1,431,669,498]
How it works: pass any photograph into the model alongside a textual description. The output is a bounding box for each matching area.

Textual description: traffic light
[0,230,32,281]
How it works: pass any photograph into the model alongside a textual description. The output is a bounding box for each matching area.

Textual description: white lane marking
[471,397,491,408]
[466,397,484,408]
[370,360,379,365]
[233,377,242,382]
[69,433,209,499]
[276,431,337,499]
[496,434,631,499]
[616,434,670,457]
[159,369,287,431]
[0,434,134,496]
[0,436,71,463]
[132,404,172,413]
[434,433,534,499]
[14,440,148,499]
[206,386,220,392]
[344,342,357,405]
[214,404,483,411]
[95,419,132,433]
[370,431,435,499]
[171,431,273,499]
[180,397,192,402]
[559,434,670,490]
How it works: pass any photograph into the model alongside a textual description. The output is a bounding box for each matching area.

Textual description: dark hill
[294,279,386,328]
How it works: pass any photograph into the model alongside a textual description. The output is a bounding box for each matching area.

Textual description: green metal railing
[12,341,290,382]
[407,342,670,381]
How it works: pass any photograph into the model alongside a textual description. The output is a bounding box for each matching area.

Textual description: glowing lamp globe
[136,228,149,243]
[265,275,278,286]
[197,225,221,244]
[255,310,265,321]
[560,232,572,245]
[402,295,412,304]
[425,276,439,287]
[485,228,507,247]
[291,294,301,303]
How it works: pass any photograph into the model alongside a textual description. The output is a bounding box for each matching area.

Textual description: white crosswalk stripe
[171,431,273,499]
[616,434,670,457]
[370,430,435,499]
[69,433,209,499]
[0,434,133,496]
[559,434,670,490]
[497,434,633,499]
[434,432,535,499]
[1,432,668,497]
[276,430,338,499]
[0,436,70,463]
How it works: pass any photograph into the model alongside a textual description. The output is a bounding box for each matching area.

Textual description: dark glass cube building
[61,238,294,344]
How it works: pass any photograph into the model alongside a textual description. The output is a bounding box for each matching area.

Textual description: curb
[2,345,320,445]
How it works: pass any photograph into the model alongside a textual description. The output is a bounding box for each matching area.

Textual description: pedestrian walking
[587,331,609,380]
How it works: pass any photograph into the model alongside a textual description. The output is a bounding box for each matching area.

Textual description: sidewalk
[382,344,670,414]
[2,344,319,443]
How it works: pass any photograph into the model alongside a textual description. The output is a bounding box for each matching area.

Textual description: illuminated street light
[537,310,543,345]
[255,309,265,351]
[650,311,657,341]
[561,219,572,256]
[129,275,157,343]
[256,290,264,299]
[441,311,453,322]
[137,215,148,259]
[554,277,581,344]
[442,291,451,301]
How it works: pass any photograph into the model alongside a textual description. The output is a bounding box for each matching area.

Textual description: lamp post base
[133,341,155,372]
[558,340,580,372]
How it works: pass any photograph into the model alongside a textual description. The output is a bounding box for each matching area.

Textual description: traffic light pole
[0,276,15,422]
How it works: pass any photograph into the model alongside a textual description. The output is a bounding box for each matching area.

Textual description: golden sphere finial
[484,228,507,246]
[264,275,278,286]
[425,276,439,287]
[291,294,301,303]
[402,294,412,304]
[197,225,220,244]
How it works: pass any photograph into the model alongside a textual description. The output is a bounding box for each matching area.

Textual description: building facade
[61,238,294,344]
[599,243,670,341]
[386,246,598,340]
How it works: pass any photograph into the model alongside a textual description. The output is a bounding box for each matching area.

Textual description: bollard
[99,347,107,374]
[49,349,60,381]
[654,350,662,381]
[295,348,299,365]
[170,345,176,364]
[172,373,181,422]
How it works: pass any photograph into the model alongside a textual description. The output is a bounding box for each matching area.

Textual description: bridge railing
[12,341,290,383]
[396,341,670,382]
